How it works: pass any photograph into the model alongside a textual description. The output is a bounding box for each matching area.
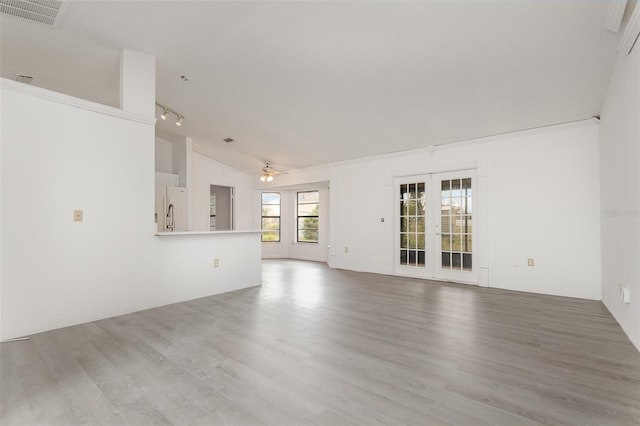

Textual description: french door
[394,170,477,284]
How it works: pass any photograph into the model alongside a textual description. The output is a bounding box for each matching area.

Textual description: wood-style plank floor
[2,259,639,425]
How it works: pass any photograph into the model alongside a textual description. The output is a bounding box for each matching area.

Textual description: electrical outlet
[213,258,219,268]
[344,246,349,253]
[73,210,83,222]
[527,258,534,267]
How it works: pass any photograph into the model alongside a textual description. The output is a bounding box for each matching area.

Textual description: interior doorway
[210,185,234,231]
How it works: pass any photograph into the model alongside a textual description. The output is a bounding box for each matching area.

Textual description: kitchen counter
[154,230,262,236]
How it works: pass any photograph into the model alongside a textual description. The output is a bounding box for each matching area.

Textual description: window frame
[296,190,319,244]
[261,192,281,243]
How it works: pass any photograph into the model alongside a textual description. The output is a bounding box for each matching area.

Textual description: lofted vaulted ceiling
[0,1,628,174]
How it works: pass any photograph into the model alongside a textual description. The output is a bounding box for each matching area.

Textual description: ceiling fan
[260,161,280,182]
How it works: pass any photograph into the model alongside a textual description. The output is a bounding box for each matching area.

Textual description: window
[261,192,281,242]
[297,191,319,243]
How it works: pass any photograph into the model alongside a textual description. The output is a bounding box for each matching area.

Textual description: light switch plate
[527,258,534,267]
[622,287,631,304]
[73,210,83,222]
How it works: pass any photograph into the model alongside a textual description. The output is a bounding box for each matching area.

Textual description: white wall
[191,151,254,232]
[155,135,190,188]
[172,137,189,187]
[0,80,261,341]
[120,49,155,116]
[155,137,173,173]
[599,45,640,350]
[325,122,602,300]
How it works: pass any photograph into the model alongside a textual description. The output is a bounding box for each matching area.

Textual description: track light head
[156,103,184,127]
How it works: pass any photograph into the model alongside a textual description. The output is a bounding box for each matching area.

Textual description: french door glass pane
[399,180,426,267]
[463,253,472,270]
[452,253,462,268]
[441,177,472,271]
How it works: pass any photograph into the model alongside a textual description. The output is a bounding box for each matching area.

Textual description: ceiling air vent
[0,0,67,27]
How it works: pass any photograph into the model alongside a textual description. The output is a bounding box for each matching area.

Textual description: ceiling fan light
[259,161,276,182]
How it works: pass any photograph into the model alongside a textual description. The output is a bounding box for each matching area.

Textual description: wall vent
[15,74,33,84]
[0,0,67,27]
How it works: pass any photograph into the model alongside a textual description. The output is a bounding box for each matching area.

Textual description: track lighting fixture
[155,102,184,127]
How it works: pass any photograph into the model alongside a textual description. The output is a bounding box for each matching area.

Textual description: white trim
[605,0,628,32]
[328,119,597,169]
[619,3,640,54]
[0,78,156,125]
[257,180,329,191]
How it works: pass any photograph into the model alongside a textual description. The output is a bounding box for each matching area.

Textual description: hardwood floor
[2,259,639,425]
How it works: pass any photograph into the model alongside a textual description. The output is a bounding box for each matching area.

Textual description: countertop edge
[154,230,262,236]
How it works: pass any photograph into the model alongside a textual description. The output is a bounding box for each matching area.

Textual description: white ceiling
[0,1,626,174]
